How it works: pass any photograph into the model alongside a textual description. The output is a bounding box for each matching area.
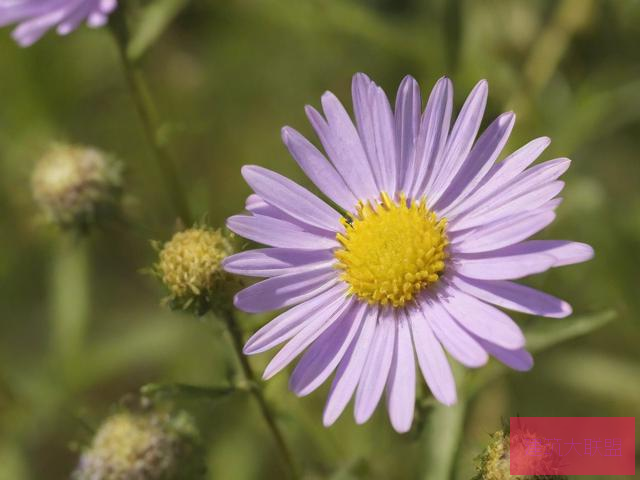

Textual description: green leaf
[465,310,615,398]
[544,350,640,410]
[524,310,616,353]
[0,442,29,480]
[141,382,236,401]
[420,363,467,480]
[255,0,442,67]
[420,401,466,480]
[329,458,370,480]
[69,317,192,389]
[127,0,191,62]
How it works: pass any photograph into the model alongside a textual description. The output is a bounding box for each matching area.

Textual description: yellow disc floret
[155,227,235,315]
[335,192,448,308]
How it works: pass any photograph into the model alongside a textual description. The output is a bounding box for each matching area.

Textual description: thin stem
[141,382,237,401]
[421,365,467,480]
[221,309,299,479]
[109,9,192,225]
[421,399,467,480]
[50,236,90,369]
[506,0,595,115]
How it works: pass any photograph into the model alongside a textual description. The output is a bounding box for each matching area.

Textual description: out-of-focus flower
[473,429,568,480]
[153,227,236,316]
[0,0,117,47]
[31,143,123,232]
[73,409,205,480]
[224,74,594,432]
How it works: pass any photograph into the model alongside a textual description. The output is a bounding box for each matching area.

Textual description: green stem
[421,399,467,480]
[507,0,595,114]
[221,309,299,480]
[421,364,468,480]
[109,9,192,225]
[141,382,237,401]
[50,237,90,368]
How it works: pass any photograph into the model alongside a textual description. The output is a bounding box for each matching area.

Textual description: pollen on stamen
[335,192,448,308]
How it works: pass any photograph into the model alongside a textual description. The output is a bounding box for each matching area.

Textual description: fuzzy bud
[473,429,568,480]
[31,143,123,232]
[154,227,236,315]
[73,410,205,480]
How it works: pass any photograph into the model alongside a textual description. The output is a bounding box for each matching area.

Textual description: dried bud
[73,410,205,480]
[153,227,236,315]
[31,143,123,232]
[473,429,568,480]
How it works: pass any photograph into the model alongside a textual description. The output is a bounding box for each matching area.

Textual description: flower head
[0,0,117,46]
[73,409,205,480]
[31,143,123,232]
[473,429,568,480]
[154,227,236,315]
[224,74,594,432]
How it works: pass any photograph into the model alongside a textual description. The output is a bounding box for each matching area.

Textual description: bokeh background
[0,0,638,478]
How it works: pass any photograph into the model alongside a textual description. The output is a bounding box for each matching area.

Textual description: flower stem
[141,382,237,401]
[109,9,192,225]
[420,364,467,480]
[50,236,90,369]
[221,309,299,479]
[421,399,467,480]
[506,0,595,115]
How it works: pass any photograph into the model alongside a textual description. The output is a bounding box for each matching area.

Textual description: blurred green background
[0,0,638,478]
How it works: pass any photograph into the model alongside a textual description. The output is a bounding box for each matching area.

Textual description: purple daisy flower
[224,74,594,433]
[0,0,117,46]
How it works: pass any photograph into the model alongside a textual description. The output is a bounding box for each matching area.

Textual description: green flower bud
[153,227,236,315]
[473,429,568,480]
[31,143,123,232]
[73,410,205,480]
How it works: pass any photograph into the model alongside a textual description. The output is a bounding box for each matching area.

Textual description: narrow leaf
[525,309,615,353]
[128,0,191,61]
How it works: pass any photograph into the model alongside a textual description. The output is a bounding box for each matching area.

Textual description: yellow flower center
[335,192,448,308]
[157,228,231,300]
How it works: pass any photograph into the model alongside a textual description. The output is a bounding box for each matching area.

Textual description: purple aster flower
[224,74,594,433]
[0,0,117,46]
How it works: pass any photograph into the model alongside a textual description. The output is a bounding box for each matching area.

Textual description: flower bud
[473,429,568,480]
[153,227,236,315]
[31,143,123,232]
[73,410,205,480]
